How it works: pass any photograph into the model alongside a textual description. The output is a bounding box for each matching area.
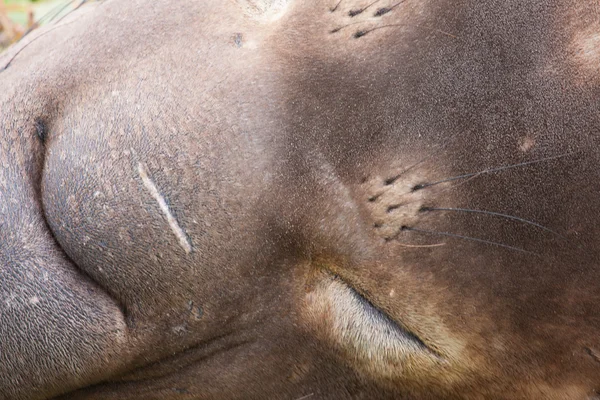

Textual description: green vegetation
[5,0,69,25]
[0,0,76,49]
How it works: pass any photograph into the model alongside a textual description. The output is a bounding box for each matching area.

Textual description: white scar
[137,162,192,254]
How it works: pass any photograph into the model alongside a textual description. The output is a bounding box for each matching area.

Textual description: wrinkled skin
[1,0,599,399]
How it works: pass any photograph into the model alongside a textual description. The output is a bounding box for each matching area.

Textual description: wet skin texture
[1,0,600,399]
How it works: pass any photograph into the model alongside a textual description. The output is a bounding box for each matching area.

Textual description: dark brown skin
[1,0,599,398]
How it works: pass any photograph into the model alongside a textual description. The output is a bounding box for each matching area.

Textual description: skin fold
[0,0,599,398]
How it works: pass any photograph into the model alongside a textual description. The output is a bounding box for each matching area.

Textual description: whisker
[402,226,537,255]
[370,141,455,200]
[374,0,407,16]
[22,0,75,38]
[355,23,458,39]
[349,0,382,17]
[388,241,447,248]
[384,153,438,186]
[330,0,343,12]
[422,207,565,238]
[2,19,80,71]
[373,148,473,204]
[48,0,78,23]
[381,173,477,208]
[53,0,89,25]
[414,153,573,191]
[368,193,383,202]
[330,21,364,33]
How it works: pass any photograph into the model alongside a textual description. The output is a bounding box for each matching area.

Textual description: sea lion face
[1,0,599,399]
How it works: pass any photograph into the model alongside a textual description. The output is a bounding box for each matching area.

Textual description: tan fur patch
[300,267,482,392]
[237,0,293,21]
[572,26,600,80]
[562,2,600,85]
[302,271,443,379]
[518,136,536,153]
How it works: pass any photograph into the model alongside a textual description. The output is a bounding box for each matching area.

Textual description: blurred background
[0,0,82,51]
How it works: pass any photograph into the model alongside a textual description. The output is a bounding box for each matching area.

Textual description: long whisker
[1,19,80,71]
[379,171,480,208]
[369,144,454,202]
[374,1,407,16]
[330,0,343,12]
[22,0,75,38]
[355,23,457,39]
[47,0,78,23]
[368,155,441,201]
[402,226,536,255]
[54,0,88,25]
[384,150,443,186]
[348,0,382,17]
[388,241,447,248]
[330,21,364,33]
[413,153,573,191]
[422,207,565,238]
[376,132,461,191]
